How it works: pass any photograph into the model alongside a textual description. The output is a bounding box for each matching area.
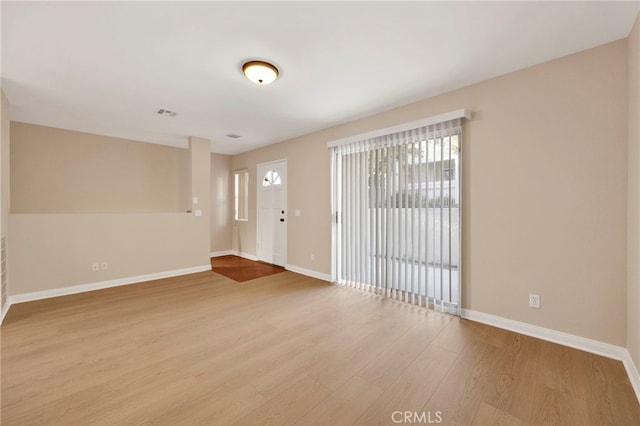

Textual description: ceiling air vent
[157,108,177,117]
[226,133,241,139]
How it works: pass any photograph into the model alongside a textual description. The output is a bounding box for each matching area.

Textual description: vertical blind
[329,114,464,315]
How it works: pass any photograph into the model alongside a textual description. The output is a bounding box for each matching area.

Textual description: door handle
[280,218,285,222]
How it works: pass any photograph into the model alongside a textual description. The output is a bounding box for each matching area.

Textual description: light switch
[294,209,301,217]
[194,209,202,217]
[193,196,199,204]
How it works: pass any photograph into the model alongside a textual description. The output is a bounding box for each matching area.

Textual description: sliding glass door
[330,115,463,314]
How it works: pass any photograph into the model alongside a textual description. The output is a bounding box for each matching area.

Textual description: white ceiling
[2,1,639,155]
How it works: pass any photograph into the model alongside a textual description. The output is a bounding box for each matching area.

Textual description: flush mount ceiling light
[242,60,279,85]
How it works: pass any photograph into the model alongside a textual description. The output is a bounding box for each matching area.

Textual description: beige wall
[11,122,190,213]
[8,136,212,296]
[211,153,232,254]
[9,213,207,294]
[1,93,9,236]
[232,142,330,268]
[188,136,212,261]
[628,14,640,371]
[233,40,629,346]
[1,90,10,310]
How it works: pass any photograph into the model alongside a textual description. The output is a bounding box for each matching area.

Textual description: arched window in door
[262,170,282,187]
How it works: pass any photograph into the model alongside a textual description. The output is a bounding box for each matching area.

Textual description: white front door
[257,159,287,266]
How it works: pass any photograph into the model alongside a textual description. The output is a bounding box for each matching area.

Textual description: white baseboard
[0,300,9,325]
[210,250,233,257]
[285,264,332,282]
[462,308,640,404]
[622,351,640,405]
[5,265,212,308]
[231,251,258,262]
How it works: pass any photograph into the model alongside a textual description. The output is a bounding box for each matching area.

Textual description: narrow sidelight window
[234,169,249,221]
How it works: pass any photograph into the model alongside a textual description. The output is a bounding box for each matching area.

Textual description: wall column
[627,13,640,373]
[189,136,212,265]
[0,90,10,320]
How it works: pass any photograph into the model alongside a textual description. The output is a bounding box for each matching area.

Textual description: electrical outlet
[529,294,541,309]
[310,253,315,261]
[91,262,100,272]
[101,262,108,271]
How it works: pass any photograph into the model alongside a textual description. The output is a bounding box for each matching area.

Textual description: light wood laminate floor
[2,271,639,425]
